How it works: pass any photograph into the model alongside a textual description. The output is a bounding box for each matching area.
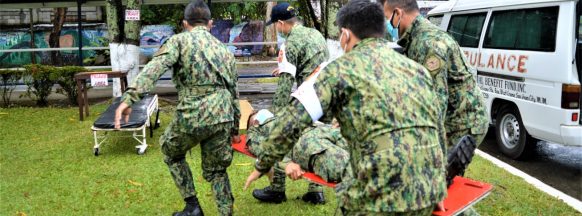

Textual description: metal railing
[0,41,279,70]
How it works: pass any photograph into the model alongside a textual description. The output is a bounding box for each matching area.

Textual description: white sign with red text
[90,74,108,87]
[125,10,140,21]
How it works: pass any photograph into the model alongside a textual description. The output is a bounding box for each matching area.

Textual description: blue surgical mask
[255,109,274,124]
[386,11,401,41]
[278,32,287,40]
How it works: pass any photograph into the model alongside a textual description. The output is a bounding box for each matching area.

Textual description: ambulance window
[428,15,443,26]
[447,13,487,48]
[484,6,559,52]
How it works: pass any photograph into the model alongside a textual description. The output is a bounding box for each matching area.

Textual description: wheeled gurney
[91,94,160,156]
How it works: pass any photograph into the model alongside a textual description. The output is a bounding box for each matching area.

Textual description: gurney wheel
[94,148,100,156]
[137,148,146,155]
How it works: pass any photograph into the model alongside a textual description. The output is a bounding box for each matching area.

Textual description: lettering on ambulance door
[477,72,548,105]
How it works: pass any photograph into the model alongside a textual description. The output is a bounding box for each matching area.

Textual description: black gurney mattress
[93,95,156,129]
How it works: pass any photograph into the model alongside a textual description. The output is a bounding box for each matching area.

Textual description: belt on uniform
[178,86,224,96]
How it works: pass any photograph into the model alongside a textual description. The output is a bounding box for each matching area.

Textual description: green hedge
[18,65,88,107]
[51,66,88,105]
[0,69,23,107]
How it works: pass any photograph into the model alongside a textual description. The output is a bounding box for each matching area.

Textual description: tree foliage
[141,4,186,32]
[141,2,266,30]
[212,2,266,24]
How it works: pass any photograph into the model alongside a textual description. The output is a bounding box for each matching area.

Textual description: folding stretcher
[91,94,160,156]
[232,135,493,216]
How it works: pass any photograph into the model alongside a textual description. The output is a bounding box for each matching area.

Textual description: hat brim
[265,19,274,26]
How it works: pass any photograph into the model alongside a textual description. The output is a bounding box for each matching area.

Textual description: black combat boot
[252,186,287,203]
[301,192,325,204]
[446,135,477,187]
[173,196,204,216]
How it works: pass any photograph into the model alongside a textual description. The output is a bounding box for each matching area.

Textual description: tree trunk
[297,0,314,27]
[106,0,125,97]
[263,2,277,56]
[29,8,36,64]
[304,0,321,32]
[49,8,67,66]
[323,0,329,38]
[124,0,141,46]
[106,0,123,43]
[123,0,142,86]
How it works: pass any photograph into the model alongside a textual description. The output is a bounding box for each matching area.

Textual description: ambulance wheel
[94,148,100,156]
[495,105,534,160]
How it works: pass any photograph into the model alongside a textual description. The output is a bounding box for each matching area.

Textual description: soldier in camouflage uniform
[114,1,239,215]
[381,0,488,151]
[380,0,489,214]
[244,1,446,214]
[245,109,350,196]
[253,2,330,204]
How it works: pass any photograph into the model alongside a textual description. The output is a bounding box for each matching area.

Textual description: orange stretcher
[232,134,493,216]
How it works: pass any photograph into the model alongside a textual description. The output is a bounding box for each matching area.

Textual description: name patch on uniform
[291,62,329,122]
[278,44,297,77]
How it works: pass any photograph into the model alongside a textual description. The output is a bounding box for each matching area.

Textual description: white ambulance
[428,0,581,159]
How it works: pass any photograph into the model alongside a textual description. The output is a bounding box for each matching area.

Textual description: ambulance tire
[495,105,535,160]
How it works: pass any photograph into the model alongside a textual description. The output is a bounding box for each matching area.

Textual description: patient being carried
[245,109,350,204]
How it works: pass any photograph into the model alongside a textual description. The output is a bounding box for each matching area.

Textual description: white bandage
[277,44,297,77]
[291,61,330,122]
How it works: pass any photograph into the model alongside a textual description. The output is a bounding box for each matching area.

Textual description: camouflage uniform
[247,118,350,185]
[255,38,446,214]
[271,24,329,193]
[121,26,239,216]
[398,15,489,216]
[398,16,489,150]
[273,24,329,113]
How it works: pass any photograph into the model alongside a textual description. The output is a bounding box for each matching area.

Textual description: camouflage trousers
[446,127,488,216]
[271,146,350,192]
[341,205,435,216]
[161,120,234,216]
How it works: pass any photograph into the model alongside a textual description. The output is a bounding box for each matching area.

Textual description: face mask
[278,32,287,39]
[386,10,401,41]
[277,22,289,39]
[255,109,274,124]
[339,30,350,52]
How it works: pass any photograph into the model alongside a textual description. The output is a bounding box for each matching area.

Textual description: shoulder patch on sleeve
[424,55,442,72]
[154,45,168,57]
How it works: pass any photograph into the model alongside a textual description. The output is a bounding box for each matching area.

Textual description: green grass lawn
[1,104,580,216]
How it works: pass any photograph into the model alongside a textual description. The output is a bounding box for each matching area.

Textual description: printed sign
[477,75,547,105]
[125,10,140,21]
[90,74,108,87]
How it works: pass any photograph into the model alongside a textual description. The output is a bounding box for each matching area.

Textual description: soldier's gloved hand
[232,135,241,144]
[114,102,132,129]
[435,201,445,212]
[244,161,275,190]
[285,162,305,180]
[244,169,264,190]
[271,68,281,77]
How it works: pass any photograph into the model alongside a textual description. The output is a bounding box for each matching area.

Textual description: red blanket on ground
[233,135,492,216]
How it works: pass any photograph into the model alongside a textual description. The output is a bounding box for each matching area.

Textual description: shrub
[22,64,57,107]
[0,69,23,107]
[51,66,88,105]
